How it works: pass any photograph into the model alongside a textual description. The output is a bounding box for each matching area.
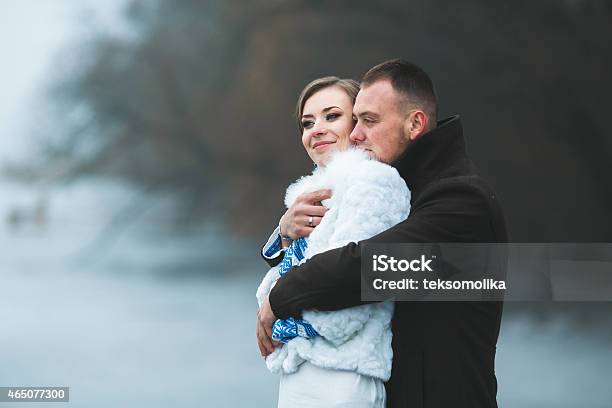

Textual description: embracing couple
[255,59,507,408]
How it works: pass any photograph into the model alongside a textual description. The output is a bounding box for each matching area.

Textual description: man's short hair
[362,59,438,125]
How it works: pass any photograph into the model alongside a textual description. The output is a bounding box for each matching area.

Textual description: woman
[256,77,410,407]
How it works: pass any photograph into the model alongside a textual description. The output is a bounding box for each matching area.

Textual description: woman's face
[301,86,355,166]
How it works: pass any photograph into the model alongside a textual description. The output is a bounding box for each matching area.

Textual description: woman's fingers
[293,214,325,237]
[302,215,323,228]
[302,204,328,217]
[283,189,332,239]
[311,215,324,226]
[301,189,332,204]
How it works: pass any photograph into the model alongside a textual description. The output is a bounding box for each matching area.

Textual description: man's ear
[404,110,428,141]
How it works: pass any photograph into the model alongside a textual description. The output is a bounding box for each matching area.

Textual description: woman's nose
[311,121,327,136]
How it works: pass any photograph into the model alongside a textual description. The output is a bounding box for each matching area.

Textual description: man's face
[350,80,410,164]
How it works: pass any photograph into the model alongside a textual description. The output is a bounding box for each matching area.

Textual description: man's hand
[256,294,280,357]
[279,189,331,240]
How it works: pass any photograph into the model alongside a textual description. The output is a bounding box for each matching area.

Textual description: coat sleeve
[269,182,496,319]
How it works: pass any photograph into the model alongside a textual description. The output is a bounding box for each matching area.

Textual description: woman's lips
[313,141,335,150]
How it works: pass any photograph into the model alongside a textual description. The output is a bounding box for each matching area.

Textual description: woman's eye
[326,113,340,121]
[302,120,314,129]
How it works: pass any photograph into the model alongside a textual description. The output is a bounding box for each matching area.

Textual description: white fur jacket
[256,148,410,381]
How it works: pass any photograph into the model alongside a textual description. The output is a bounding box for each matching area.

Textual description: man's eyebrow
[354,110,380,118]
[302,106,342,118]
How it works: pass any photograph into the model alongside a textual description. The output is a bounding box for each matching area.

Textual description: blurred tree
[18,0,612,239]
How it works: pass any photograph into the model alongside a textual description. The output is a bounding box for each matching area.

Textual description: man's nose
[350,125,365,142]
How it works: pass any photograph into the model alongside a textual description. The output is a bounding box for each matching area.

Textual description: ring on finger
[308,216,314,227]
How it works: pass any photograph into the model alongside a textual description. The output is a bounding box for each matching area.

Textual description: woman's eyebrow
[323,106,341,112]
[302,106,343,119]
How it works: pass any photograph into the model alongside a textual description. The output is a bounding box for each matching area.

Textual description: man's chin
[356,146,378,160]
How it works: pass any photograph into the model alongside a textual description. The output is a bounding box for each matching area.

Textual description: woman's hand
[279,189,331,240]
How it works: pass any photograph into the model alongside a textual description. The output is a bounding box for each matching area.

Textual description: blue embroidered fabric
[271,237,320,343]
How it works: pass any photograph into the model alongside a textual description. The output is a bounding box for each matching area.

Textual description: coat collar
[392,115,473,201]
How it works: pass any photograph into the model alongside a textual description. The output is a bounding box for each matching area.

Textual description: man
[257,59,507,407]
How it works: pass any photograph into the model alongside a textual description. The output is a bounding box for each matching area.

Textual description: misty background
[1,0,611,407]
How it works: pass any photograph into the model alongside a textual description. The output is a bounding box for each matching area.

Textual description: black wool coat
[265,115,508,408]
